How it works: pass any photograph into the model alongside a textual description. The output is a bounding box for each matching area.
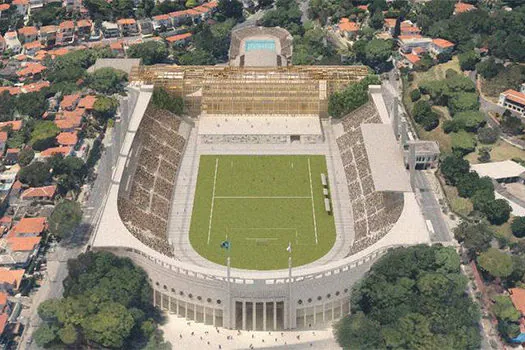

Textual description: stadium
[91,27,431,331]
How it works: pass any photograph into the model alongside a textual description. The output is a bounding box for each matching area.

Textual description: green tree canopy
[451,130,476,156]
[18,147,35,167]
[93,96,119,121]
[29,121,60,151]
[453,221,493,259]
[478,248,513,279]
[18,161,52,187]
[127,41,169,65]
[328,75,381,118]
[48,200,83,239]
[86,68,127,94]
[440,154,470,185]
[511,216,525,238]
[151,87,184,115]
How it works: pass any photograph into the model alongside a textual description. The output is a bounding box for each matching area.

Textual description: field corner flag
[286,242,292,253]
[220,240,231,250]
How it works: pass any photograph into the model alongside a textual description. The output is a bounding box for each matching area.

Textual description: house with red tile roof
[338,18,359,39]
[0,132,7,156]
[165,33,192,46]
[0,268,24,293]
[454,2,476,15]
[11,0,28,16]
[16,62,46,78]
[3,32,21,54]
[6,235,41,253]
[117,18,139,36]
[77,95,97,110]
[403,53,421,69]
[76,19,92,39]
[17,26,38,44]
[0,3,10,15]
[152,14,172,30]
[110,41,124,56]
[499,89,525,117]
[56,131,78,146]
[39,25,58,47]
[39,146,72,158]
[430,38,455,56]
[60,93,81,111]
[57,20,75,46]
[23,40,42,56]
[20,185,57,201]
[0,121,22,132]
[11,217,47,236]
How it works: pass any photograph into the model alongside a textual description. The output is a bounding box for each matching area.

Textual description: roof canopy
[471,160,525,180]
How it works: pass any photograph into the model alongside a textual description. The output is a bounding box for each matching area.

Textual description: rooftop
[0,268,24,289]
[11,217,47,235]
[502,89,525,106]
[20,185,57,199]
[56,131,78,146]
[432,38,455,49]
[471,160,525,180]
[510,288,525,315]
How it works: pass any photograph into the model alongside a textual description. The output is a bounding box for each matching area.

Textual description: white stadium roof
[361,123,412,192]
[471,160,525,180]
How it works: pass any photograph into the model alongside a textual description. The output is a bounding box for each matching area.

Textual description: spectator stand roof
[471,160,525,180]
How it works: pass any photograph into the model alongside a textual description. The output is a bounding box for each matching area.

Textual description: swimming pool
[245,40,276,52]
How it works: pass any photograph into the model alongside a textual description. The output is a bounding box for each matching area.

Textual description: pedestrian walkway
[161,314,341,350]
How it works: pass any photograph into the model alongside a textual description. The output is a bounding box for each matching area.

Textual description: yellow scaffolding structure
[130,65,369,117]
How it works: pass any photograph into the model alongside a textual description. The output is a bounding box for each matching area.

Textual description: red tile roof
[455,2,475,14]
[117,18,136,25]
[510,288,525,315]
[0,132,7,143]
[56,131,78,146]
[6,235,41,251]
[23,41,42,50]
[16,62,46,77]
[404,53,420,64]
[357,4,368,11]
[17,26,37,37]
[152,14,170,21]
[0,268,24,289]
[77,95,97,109]
[0,313,7,335]
[503,89,525,106]
[39,146,72,157]
[12,0,28,5]
[384,18,396,28]
[60,93,80,109]
[0,4,10,11]
[166,33,192,43]
[76,19,92,28]
[110,41,123,50]
[0,121,22,131]
[0,292,7,306]
[338,18,359,32]
[20,185,57,199]
[21,81,50,93]
[40,25,57,34]
[11,217,47,235]
[59,20,75,29]
[432,38,455,49]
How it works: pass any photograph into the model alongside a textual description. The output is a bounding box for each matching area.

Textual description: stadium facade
[91,27,434,330]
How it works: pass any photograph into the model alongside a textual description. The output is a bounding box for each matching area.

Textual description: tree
[412,100,439,131]
[456,171,480,198]
[87,68,127,94]
[48,200,83,239]
[363,39,393,72]
[458,50,480,71]
[328,75,381,118]
[335,312,383,349]
[34,323,58,347]
[369,10,384,30]
[144,330,172,350]
[29,121,60,151]
[0,91,15,122]
[151,87,184,115]
[18,161,52,187]
[127,41,168,65]
[448,92,479,116]
[410,88,421,102]
[478,248,513,279]
[38,299,61,322]
[15,91,48,119]
[477,127,499,144]
[451,131,476,155]
[501,111,523,136]
[476,57,503,79]
[482,199,512,225]
[217,0,243,20]
[18,148,34,167]
[478,147,491,163]
[453,221,493,259]
[82,302,135,348]
[453,111,485,132]
[58,324,78,345]
[93,96,118,121]
[440,154,470,185]
[511,217,525,238]
[393,17,401,38]
[493,295,520,322]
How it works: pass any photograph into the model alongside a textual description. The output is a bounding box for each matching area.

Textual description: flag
[286,242,292,253]
[220,240,231,250]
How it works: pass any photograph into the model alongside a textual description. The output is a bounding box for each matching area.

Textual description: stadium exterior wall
[94,243,400,330]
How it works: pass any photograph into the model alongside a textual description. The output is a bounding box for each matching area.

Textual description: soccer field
[188,155,336,270]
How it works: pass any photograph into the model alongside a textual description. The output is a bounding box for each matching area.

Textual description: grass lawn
[490,220,516,243]
[465,140,525,164]
[442,184,473,218]
[188,155,336,270]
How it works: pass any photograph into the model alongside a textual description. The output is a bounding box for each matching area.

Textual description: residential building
[0,268,24,294]
[39,25,58,47]
[138,19,154,36]
[0,35,5,53]
[17,26,38,44]
[165,33,192,47]
[77,95,96,110]
[400,21,420,36]
[76,19,92,39]
[102,21,120,38]
[110,41,124,57]
[62,0,82,12]
[60,93,80,111]
[0,165,19,196]
[11,217,47,236]
[169,11,191,27]
[403,53,420,69]
[508,288,525,343]
[0,132,6,156]
[38,146,72,158]
[11,0,28,16]
[397,35,432,53]
[0,234,41,267]
[3,32,21,54]
[29,0,44,11]
[23,40,42,56]
[20,185,57,201]
[56,131,78,146]
[0,121,22,132]
[0,4,10,18]
[56,20,75,45]
[337,18,359,39]
[454,2,476,15]
[430,38,455,56]
[117,18,139,36]
[499,89,525,117]
[2,149,18,166]
[152,14,172,31]
[16,62,46,79]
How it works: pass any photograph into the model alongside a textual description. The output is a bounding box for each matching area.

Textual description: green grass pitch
[188,155,336,270]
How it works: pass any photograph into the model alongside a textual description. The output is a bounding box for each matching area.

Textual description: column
[322,303,325,322]
[263,302,267,331]
[242,301,247,330]
[409,142,416,190]
[273,301,277,330]
[313,305,316,325]
[284,300,288,329]
[213,308,216,327]
[176,298,179,315]
[332,302,335,321]
[340,300,343,317]
[203,306,206,325]
[169,296,172,313]
[194,303,197,321]
[185,301,188,318]
[153,290,156,307]
[304,309,306,328]
[252,302,256,330]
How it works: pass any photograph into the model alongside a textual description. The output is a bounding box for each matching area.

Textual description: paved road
[19,88,138,349]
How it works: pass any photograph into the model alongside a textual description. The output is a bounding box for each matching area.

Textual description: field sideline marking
[207,158,219,245]
[307,158,319,244]
[215,196,310,199]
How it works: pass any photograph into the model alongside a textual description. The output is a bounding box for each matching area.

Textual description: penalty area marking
[307,158,319,244]
[214,196,310,199]
[207,158,219,245]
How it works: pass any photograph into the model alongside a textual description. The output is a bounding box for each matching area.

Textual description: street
[18,88,139,349]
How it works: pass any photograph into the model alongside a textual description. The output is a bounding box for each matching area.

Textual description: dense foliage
[511,217,525,238]
[151,87,184,115]
[36,252,167,348]
[334,245,481,350]
[18,161,52,187]
[48,200,83,239]
[127,41,169,65]
[328,75,381,119]
[454,221,493,260]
